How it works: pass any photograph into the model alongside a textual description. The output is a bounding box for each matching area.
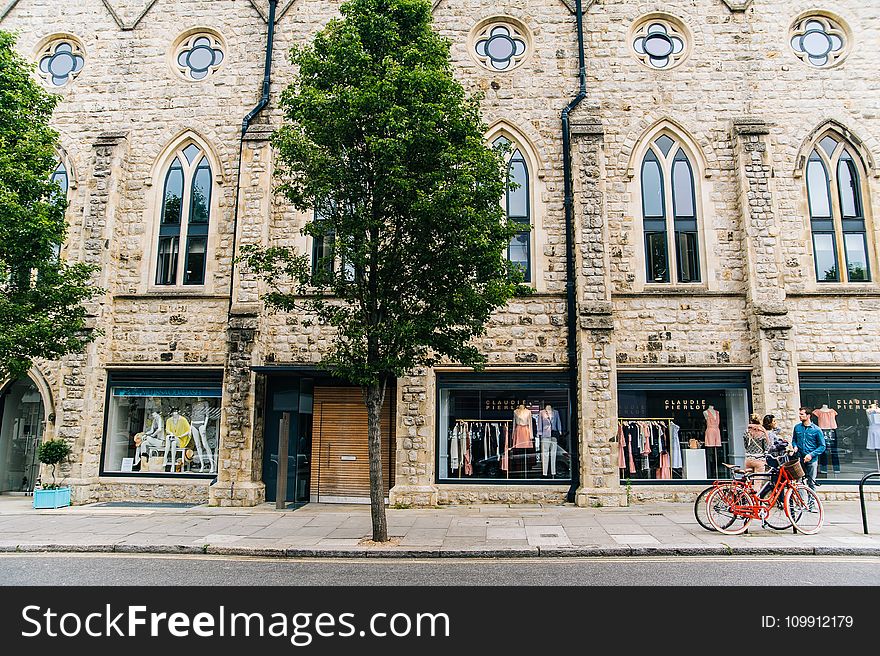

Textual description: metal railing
[859,471,880,534]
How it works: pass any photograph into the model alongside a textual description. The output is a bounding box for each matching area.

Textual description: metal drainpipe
[562,0,586,503]
[228,0,277,313]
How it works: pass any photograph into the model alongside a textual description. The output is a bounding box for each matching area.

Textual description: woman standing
[743,413,770,489]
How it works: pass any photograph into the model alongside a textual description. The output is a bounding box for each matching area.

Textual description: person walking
[792,406,826,492]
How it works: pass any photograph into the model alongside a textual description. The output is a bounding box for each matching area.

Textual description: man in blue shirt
[792,406,826,491]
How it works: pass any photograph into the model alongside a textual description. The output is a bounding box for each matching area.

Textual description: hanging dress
[670,423,683,469]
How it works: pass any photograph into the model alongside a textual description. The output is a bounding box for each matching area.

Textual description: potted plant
[33,439,72,509]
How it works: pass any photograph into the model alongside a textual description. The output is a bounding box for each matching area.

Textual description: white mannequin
[867,404,880,469]
[136,410,165,468]
[189,401,215,472]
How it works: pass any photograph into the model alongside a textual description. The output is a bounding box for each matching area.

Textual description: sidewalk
[0,496,879,558]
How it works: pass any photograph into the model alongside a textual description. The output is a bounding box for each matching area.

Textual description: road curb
[2,544,879,558]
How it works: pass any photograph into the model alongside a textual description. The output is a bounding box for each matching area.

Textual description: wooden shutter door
[311,387,394,501]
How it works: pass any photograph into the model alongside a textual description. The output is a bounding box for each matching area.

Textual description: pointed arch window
[156,143,213,286]
[639,134,701,283]
[311,201,335,280]
[805,133,870,283]
[494,136,532,283]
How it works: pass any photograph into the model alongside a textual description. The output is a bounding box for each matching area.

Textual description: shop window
[437,378,570,482]
[493,136,532,283]
[805,132,871,283]
[639,133,701,284]
[617,372,750,482]
[155,142,214,286]
[102,377,222,476]
[799,372,880,482]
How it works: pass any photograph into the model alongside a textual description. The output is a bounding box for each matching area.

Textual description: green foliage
[0,30,101,380]
[38,439,71,466]
[239,0,527,388]
[38,438,71,487]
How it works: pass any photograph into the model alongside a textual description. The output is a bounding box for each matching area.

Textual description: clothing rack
[450,419,514,479]
[617,417,677,480]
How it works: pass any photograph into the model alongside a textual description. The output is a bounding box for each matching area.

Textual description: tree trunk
[363,379,388,542]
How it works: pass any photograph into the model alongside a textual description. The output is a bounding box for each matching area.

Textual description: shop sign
[663,398,708,411]
[484,398,545,411]
[835,398,880,410]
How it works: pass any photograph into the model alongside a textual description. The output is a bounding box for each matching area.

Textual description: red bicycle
[705,455,823,535]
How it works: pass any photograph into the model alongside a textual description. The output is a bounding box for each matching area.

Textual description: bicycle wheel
[763,493,792,530]
[785,486,824,534]
[694,486,723,532]
[705,486,752,535]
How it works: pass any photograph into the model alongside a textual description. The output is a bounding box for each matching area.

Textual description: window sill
[115,290,230,300]
[614,286,737,297]
[788,285,880,297]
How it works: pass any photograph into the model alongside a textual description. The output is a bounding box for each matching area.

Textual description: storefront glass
[799,372,880,481]
[617,371,751,482]
[437,376,571,482]
[102,374,222,476]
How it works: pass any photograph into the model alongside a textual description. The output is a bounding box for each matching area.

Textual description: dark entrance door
[263,377,313,507]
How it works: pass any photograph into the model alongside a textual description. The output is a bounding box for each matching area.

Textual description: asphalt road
[1,554,878,586]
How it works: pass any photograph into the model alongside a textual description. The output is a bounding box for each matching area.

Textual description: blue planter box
[33,487,71,509]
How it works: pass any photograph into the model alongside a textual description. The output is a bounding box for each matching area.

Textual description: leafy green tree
[0,31,100,380]
[240,0,525,541]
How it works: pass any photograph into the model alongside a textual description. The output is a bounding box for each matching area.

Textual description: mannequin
[538,403,562,477]
[867,403,880,470]
[164,408,192,470]
[812,404,838,429]
[135,409,165,470]
[189,401,215,472]
[512,404,534,449]
[813,404,840,474]
[703,405,721,447]
[703,405,721,478]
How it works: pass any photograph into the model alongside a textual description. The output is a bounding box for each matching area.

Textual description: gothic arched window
[806,133,870,283]
[639,134,701,283]
[494,136,532,283]
[48,159,70,260]
[156,143,213,286]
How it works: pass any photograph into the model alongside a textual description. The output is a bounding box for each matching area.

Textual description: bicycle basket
[782,459,805,479]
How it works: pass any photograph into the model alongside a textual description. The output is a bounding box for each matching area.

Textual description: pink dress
[704,408,722,447]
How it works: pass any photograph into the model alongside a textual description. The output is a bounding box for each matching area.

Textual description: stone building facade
[1,0,878,506]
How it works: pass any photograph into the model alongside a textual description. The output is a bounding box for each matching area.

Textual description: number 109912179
[762,616,854,629]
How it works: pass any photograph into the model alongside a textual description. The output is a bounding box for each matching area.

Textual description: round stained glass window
[174,33,225,81]
[631,18,688,70]
[790,15,847,68]
[38,39,85,87]
[473,21,529,72]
